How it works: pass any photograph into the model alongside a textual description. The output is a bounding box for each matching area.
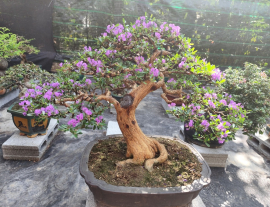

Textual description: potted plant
[220,62,270,135]
[0,63,54,97]
[0,27,39,73]
[169,87,247,148]
[16,16,247,206]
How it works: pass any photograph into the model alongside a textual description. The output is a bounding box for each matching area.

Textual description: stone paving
[0,89,270,207]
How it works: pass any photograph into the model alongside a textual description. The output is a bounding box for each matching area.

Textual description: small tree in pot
[0,27,39,72]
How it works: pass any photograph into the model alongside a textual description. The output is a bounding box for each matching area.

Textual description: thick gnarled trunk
[98,79,168,172]
[116,106,167,172]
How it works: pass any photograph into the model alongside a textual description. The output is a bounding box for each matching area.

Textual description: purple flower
[178,61,185,68]
[168,103,176,107]
[241,114,245,118]
[54,110,59,115]
[217,123,225,131]
[204,93,212,99]
[208,100,216,108]
[162,59,166,64]
[213,115,221,122]
[23,112,27,116]
[35,86,43,90]
[59,62,63,67]
[95,116,103,124]
[219,99,227,105]
[212,93,217,99]
[82,107,92,116]
[36,91,42,96]
[76,113,84,121]
[24,93,29,98]
[150,68,159,77]
[188,120,194,127]
[201,120,210,130]
[155,32,161,39]
[225,121,231,126]
[211,68,222,81]
[187,95,190,99]
[135,68,143,72]
[67,119,79,127]
[54,92,62,97]
[35,109,42,116]
[167,78,176,83]
[218,137,225,144]
[51,82,60,88]
[135,56,144,65]
[125,74,132,79]
[70,79,74,83]
[85,79,92,85]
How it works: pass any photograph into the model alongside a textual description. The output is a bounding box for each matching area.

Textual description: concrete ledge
[0,88,19,108]
[2,119,59,161]
[247,131,270,159]
[179,128,228,168]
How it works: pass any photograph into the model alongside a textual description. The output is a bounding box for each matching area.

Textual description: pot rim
[80,134,211,194]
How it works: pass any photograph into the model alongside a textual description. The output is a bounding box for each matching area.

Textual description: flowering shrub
[18,74,106,137]
[169,87,247,146]
[220,62,270,135]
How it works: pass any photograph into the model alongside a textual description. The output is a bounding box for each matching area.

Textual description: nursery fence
[1,0,270,70]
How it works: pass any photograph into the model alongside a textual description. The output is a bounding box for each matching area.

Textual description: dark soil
[88,137,202,188]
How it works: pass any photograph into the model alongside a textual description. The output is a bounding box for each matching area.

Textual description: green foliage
[0,64,55,90]
[220,62,270,135]
[0,27,39,59]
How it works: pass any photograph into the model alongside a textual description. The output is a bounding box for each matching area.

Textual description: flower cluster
[170,87,247,146]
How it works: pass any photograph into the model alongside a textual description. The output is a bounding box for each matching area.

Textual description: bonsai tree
[0,27,39,62]
[0,63,55,96]
[19,16,245,171]
[220,62,270,135]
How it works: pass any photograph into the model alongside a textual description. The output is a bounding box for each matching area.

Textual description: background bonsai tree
[20,16,237,171]
[0,63,55,96]
[220,62,270,135]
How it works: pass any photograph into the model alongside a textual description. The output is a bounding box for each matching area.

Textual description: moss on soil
[88,137,202,188]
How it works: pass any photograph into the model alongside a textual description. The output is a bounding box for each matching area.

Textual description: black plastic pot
[80,135,211,207]
[184,125,225,148]
[111,93,123,102]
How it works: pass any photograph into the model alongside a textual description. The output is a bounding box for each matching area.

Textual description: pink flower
[76,113,84,121]
[67,119,79,127]
[178,61,185,68]
[162,59,166,64]
[150,68,159,77]
[168,103,176,107]
[35,109,42,116]
[135,68,143,72]
[155,32,161,39]
[95,116,103,124]
[85,79,92,85]
[59,62,63,67]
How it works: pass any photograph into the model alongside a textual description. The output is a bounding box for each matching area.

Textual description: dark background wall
[0,0,56,71]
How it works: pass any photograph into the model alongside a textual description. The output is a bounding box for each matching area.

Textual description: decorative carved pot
[7,103,50,138]
[80,135,211,207]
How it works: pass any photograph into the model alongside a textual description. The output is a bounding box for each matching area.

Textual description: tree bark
[98,79,168,172]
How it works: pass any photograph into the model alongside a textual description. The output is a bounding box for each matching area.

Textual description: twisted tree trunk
[98,79,168,172]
